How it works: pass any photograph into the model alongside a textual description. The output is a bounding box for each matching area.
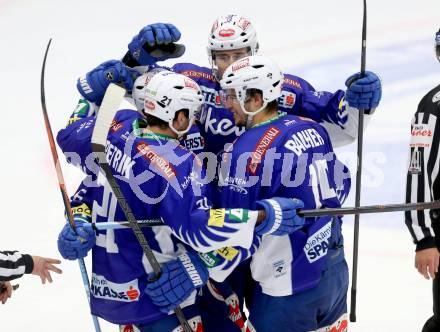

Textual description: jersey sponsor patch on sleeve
[216,246,239,261]
[208,208,226,227]
[71,203,92,217]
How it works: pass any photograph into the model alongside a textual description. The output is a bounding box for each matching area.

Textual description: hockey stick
[91,83,192,332]
[87,199,440,230]
[350,0,368,322]
[40,39,102,332]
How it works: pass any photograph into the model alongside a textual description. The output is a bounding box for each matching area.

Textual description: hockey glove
[128,23,186,65]
[57,218,96,260]
[145,251,208,313]
[77,60,140,105]
[345,71,382,110]
[254,197,305,236]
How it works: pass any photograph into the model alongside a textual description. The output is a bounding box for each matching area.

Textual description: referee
[0,250,62,304]
[405,29,440,332]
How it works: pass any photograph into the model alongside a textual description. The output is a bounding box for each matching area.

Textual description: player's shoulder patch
[282,74,303,90]
[173,63,216,83]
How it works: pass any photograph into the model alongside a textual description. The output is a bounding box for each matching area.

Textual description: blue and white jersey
[215,113,351,296]
[56,109,262,324]
[168,62,363,154]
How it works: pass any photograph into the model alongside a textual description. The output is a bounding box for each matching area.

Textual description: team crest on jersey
[91,274,140,302]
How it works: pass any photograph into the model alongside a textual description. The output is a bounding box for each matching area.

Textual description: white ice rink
[1,0,439,330]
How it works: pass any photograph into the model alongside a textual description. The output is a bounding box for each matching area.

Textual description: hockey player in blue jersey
[56,69,304,331]
[76,15,382,157]
[69,15,381,331]
[146,56,354,331]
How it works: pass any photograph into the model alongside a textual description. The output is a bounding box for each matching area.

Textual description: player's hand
[415,247,440,280]
[145,251,208,313]
[57,219,96,260]
[0,282,13,304]
[128,23,186,65]
[345,71,382,111]
[77,60,140,105]
[254,197,305,236]
[31,256,62,284]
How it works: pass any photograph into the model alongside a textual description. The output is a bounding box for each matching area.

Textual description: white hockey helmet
[220,55,283,116]
[132,69,203,136]
[207,15,259,71]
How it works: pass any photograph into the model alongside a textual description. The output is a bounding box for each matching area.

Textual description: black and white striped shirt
[405,84,440,251]
[0,251,34,282]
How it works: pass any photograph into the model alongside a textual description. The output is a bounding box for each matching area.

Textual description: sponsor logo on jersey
[105,141,135,179]
[216,246,239,261]
[178,253,204,287]
[283,78,302,89]
[208,208,226,227]
[279,91,296,108]
[200,106,245,137]
[110,119,123,133]
[412,124,432,137]
[181,70,215,82]
[219,28,235,37]
[91,274,140,302]
[272,260,287,278]
[181,171,203,190]
[409,150,422,174]
[232,58,250,72]
[71,203,91,217]
[136,142,176,179]
[199,252,220,268]
[284,128,325,156]
[182,132,204,151]
[200,87,222,107]
[218,176,248,194]
[247,127,281,174]
[410,124,434,148]
[304,221,332,263]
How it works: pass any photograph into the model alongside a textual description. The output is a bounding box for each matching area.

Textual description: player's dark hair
[246,89,278,112]
[145,109,189,129]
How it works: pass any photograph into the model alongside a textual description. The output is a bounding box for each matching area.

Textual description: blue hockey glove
[128,23,186,65]
[57,219,96,260]
[345,71,382,110]
[77,60,140,105]
[145,251,208,313]
[254,197,305,236]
